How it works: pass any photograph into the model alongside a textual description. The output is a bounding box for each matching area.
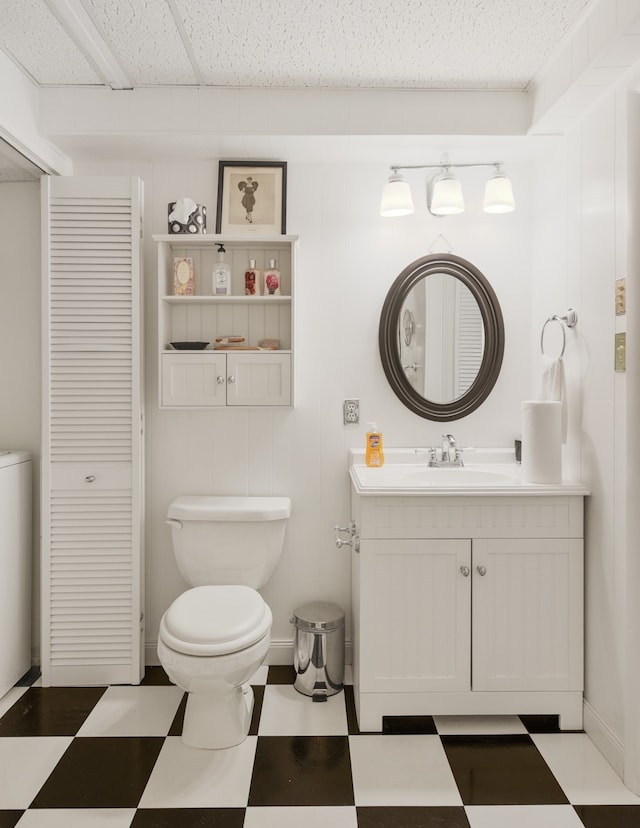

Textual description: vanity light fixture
[482,164,516,213]
[380,155,515,217]
[379,170,414,216]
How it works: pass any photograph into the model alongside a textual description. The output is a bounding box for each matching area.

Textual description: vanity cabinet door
[472,538,584,692]
[359,539,471,693]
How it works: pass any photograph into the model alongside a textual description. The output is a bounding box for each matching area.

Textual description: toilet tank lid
[168,495,291,522]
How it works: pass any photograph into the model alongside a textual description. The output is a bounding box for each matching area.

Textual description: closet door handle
[476,565,487,576]
[460,565,470,577]
[84,475,96,483]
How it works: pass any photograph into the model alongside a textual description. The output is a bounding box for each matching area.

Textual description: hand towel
[537,355,567,443]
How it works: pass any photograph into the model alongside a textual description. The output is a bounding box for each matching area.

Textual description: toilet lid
[160,585,271,656]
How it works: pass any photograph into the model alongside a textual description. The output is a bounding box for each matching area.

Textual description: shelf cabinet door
[472,538,584,692]
[161,353,226,406]
[358,539,471,693]
[227,353,291,406]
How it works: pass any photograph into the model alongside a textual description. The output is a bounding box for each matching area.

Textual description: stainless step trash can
[291,601,345,701]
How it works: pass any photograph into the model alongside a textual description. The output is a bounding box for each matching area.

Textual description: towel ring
[540,309,577,358]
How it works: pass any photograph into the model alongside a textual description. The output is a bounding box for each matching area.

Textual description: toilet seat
[160,585,271,656]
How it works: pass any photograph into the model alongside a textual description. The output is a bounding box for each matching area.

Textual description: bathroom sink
[351,463,518,491]
[348,448,589,496]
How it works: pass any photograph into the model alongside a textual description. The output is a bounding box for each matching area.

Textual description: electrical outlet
[343,399,360,424]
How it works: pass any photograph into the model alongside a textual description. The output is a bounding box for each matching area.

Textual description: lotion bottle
[213,244,231,295]
[263,258,281,295]
[244,258,261,295]
[365,422,384,468]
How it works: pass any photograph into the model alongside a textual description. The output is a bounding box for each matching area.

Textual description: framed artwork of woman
[215,161,287,235]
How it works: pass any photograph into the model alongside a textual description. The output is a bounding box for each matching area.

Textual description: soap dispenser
[365,423,384,468]
[213,244,231,295]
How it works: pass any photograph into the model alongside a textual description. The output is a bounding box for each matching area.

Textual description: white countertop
[348,448,590,497]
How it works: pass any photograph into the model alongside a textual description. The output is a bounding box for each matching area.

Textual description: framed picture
[215,161,287,235]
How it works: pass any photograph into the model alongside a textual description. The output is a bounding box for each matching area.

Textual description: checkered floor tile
[0,666,639,826]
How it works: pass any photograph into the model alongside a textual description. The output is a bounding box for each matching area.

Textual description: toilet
[157,495,291,749]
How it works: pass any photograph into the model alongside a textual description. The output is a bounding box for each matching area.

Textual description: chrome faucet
[442,433,457,463]
[421,433,464,467]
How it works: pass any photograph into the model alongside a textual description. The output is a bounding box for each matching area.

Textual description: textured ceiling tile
[0,159,40,182]
[174,0,591,89]
[0,0,101,84]
[82,0,198,84]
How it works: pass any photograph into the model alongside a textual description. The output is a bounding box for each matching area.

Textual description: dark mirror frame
[378,253,505,421]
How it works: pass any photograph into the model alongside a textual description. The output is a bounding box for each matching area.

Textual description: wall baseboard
[145,637,352,668]
[583,698,624,778]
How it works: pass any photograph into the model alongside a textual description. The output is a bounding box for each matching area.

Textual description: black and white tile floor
[1,666,639,827]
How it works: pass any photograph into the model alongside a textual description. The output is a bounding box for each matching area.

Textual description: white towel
[537,355,567,443]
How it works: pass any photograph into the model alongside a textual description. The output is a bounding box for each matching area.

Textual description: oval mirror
[379,253,504,421]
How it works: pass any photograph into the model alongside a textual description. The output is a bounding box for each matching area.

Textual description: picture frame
[215,161,287,235]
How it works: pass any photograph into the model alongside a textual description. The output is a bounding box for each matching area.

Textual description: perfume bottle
[263,258,281,296]
[244,258,261,295]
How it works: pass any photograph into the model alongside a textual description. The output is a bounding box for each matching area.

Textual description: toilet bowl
[158,584,272,748]
[157,495,291,749]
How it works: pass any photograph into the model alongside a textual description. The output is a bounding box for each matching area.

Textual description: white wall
[535,80,631,775]
[72,155,537,663]
[0,181,42,662]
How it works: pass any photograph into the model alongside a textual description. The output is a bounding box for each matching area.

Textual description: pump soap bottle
[365,423,384,468]
[213,244,231,295]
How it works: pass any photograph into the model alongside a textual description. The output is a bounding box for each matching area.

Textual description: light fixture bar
[381,157,515,218]
[389,161,505,172]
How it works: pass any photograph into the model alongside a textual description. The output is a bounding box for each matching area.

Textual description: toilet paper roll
[521,400,562,484]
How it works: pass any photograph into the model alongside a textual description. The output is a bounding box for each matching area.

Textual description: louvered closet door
[41,176,144,686]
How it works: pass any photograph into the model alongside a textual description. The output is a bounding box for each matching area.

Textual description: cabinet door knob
[476,565,487,576]
[216,376,225,384]
[84,475,96,483]
[460,565,470,577]
[228,375,236,384]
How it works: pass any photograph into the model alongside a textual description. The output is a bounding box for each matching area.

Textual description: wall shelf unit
[154,234,297,408]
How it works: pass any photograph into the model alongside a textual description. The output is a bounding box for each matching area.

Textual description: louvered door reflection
[42,176,144,686]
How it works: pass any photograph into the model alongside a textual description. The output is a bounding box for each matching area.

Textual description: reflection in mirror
[399,274,484,404]
[379,253,504,421]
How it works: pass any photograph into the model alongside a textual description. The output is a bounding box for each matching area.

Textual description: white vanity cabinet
[350,491,585,731]
[155,235,296,408]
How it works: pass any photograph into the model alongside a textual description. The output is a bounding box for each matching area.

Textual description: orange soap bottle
[365,422,384,468]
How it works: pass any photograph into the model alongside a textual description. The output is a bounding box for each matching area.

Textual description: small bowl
[170,341,209,350]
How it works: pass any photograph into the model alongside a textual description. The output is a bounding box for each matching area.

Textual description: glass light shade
[430,175,465,215]
[380,174,414,217]
[483,174,515,213]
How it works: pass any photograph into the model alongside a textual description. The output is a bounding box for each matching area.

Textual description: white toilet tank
[166,496,291,589]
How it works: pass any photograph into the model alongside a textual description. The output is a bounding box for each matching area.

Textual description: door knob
[460,565,470,577]
[476,565,487,576]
